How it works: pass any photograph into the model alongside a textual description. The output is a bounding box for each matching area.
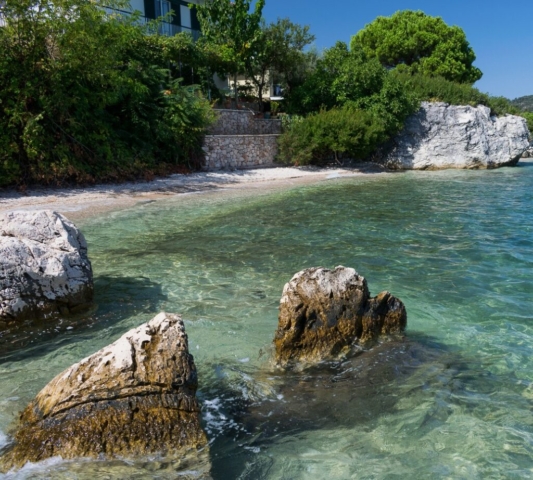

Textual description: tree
[244,18,315,111]
[265,18,315,96]
[0,0,214,186]
[194,0,265,105]
[350,10,482,84]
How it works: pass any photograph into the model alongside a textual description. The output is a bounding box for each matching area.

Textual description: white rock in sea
[0,210,93,324]
[381,102,530,169]
[1,312,208,470]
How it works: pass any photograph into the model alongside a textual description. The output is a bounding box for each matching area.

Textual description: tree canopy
[350,10,482,84]
[194,0,265,103]
[244,18,315,111]
[0,0,214,186]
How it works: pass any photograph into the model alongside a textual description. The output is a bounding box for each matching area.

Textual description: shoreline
[0,165,389,222]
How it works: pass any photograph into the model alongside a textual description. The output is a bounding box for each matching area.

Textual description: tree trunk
[233,72,238,108]
[258,83,264,112]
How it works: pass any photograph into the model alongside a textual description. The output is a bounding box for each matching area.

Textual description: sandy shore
[0,165,388,222]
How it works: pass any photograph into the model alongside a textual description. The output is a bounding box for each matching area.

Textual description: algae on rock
[1,312,208,471]
[274,266,407,368]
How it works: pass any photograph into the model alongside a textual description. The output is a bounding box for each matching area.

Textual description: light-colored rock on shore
[274,266,407,368]
[0,210,93,325]
[382,102,530,170]
[1,312,207,470]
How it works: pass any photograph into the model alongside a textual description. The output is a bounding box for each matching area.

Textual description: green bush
[277,106,390,165]
[0,0,215,187]
[393,72,520,116]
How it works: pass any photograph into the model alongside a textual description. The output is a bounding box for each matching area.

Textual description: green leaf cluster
[279,41,419,165]
[277,106,389,165]
[244,18,315,111]
[194,0,265,103]
[392,72,522,117]
[0,0,215,187]
[350,10,482,84]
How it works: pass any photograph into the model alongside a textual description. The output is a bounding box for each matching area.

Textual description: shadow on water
[0,275,166,364]
[199,333,456,478]
[199,332,533,479]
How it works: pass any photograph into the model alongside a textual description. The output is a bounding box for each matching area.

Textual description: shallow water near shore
[1,161,533,478]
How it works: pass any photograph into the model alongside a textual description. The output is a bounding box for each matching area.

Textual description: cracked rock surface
[0,210,93,325]
[382,102,530,170]
[1,312,207,470]
[274,266,407,368]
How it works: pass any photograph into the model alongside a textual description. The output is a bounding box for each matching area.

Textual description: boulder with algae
[0,210,93,326]
[274,266,407,368]
[1,312,207,471]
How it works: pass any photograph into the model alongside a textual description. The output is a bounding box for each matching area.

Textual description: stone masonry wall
[208,109,282,135]
[202,109,281,170]
[203,135,279,170]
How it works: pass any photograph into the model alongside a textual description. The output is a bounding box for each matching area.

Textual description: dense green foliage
[392,73,521,116]
[351,10,482,84]
[0,0,214,187]
[287,42,418,120]
[511,95,533,112]
[278,42,419,165]
[278,107,389,165]
[244,18,315,111]
[194,0,265,104]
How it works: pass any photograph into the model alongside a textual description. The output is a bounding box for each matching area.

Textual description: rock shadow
[0,275,166,363]
[200,334,467,479]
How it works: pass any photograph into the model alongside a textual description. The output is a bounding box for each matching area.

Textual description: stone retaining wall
[208,109,281,135]
[203,135,279,170]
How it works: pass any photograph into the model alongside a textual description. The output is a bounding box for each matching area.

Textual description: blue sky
[261,0,532,100]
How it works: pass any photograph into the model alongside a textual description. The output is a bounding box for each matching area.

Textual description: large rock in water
[381,102,530,169]
[0,210,93,324]
[1,312,207,470]
[274,266,407,368]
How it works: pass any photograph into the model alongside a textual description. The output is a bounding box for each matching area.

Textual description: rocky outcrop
[0,210,93,325]
[522,145,533,158]
[1,313,207,470]
[381,102,530,170]
[273,266,407,368]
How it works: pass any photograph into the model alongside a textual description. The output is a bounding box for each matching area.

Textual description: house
[118,0,203,40]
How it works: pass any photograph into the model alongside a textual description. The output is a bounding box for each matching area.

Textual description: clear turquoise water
[1,162,532,479]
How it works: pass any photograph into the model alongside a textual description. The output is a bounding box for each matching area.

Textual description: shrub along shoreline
[0,2,530,186]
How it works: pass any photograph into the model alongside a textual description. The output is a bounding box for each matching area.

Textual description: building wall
[129,0,145,14]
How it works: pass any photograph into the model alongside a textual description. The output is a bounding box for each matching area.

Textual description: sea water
[0,162,532,479]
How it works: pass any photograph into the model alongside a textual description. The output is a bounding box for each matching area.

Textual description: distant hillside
[511,95,533,112]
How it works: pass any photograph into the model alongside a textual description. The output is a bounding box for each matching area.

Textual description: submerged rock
[1,312,208,471]
[273,266,406,368]
[381,102,530,170]
[0,210,93,325]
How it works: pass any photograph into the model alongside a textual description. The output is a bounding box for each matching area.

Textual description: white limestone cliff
[382,102,530,170]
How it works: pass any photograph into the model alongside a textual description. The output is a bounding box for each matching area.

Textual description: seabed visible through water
[1,161,533,479]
